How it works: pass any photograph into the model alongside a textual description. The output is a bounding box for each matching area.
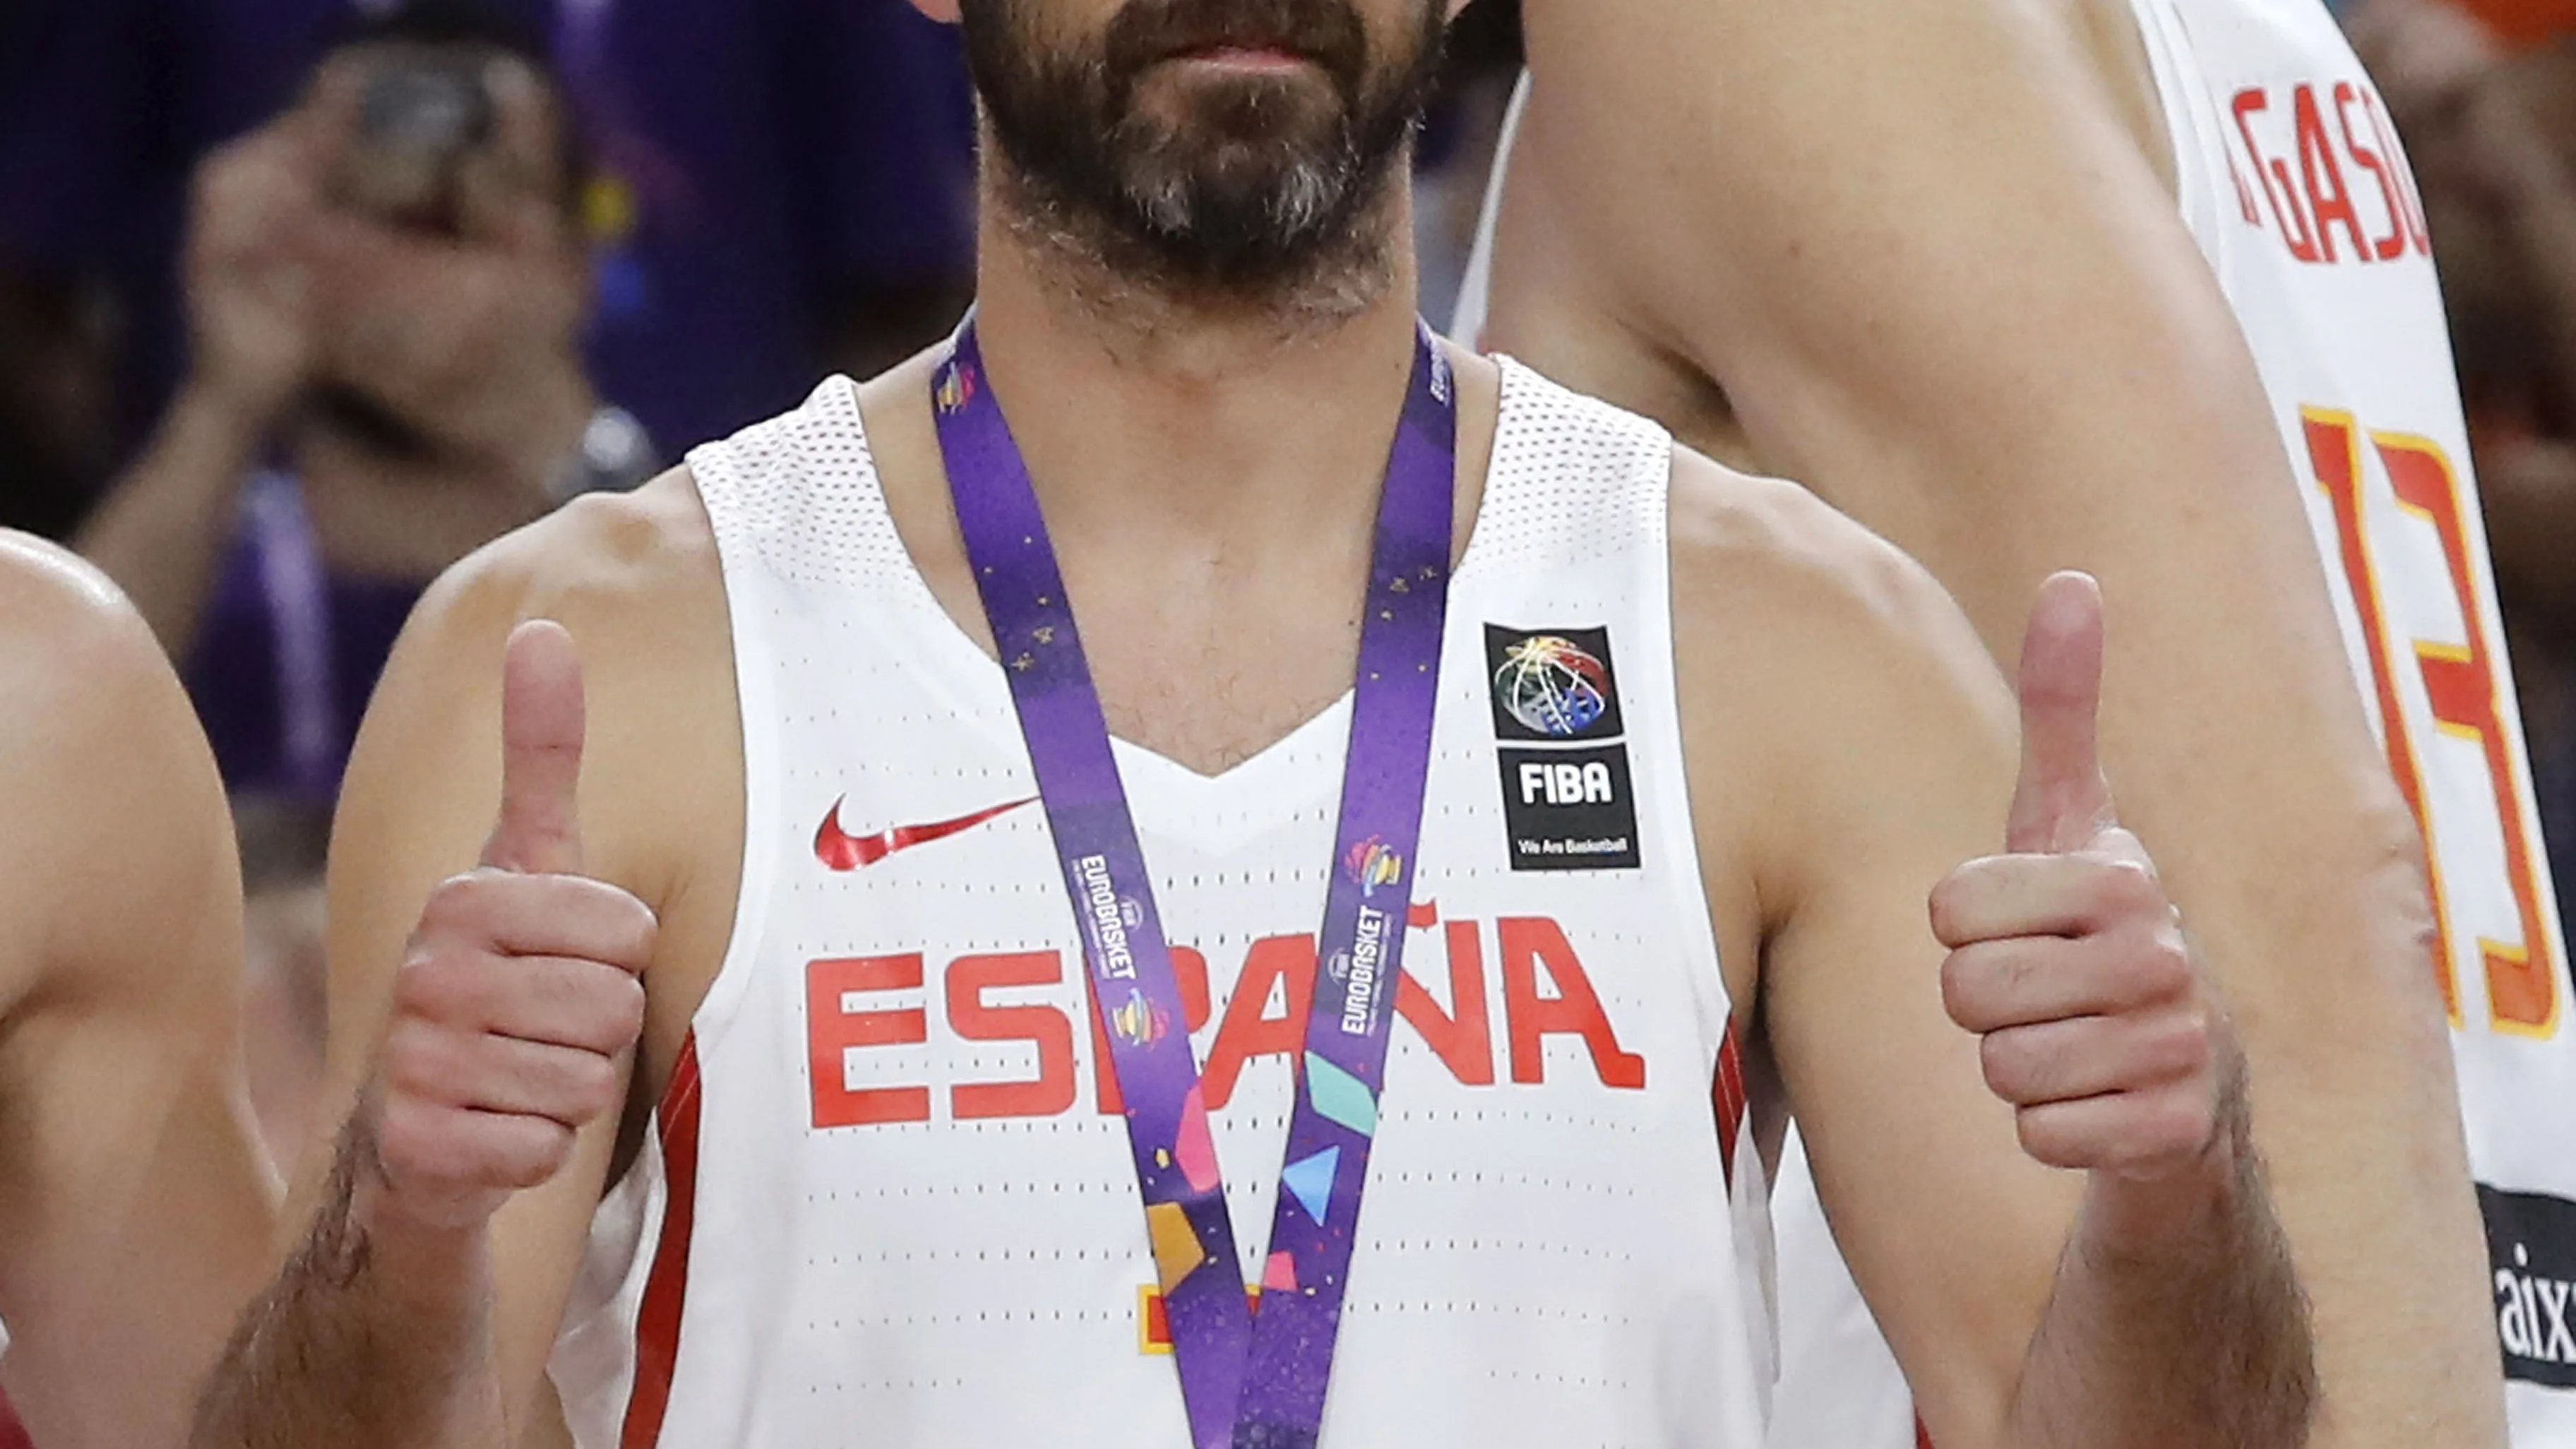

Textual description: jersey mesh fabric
[547,361,1776,1448]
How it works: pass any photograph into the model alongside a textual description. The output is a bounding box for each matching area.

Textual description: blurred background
[0,0,2568,1438]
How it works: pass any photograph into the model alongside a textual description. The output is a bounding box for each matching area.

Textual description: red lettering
[1498,918,1646,1090]
[2294,83,2371,263]
[948,951,1078,1120]
[1201,936,1317,1109]
[2336,81,2411,261]
[806,954,932,1127]
[2361,90,2433,256]
[1395,918,1496,1086]
[1089,947,1211,1114]
[2225,150,2265,227]
[2375,434,2563,1032]
[2234,87,2322,263]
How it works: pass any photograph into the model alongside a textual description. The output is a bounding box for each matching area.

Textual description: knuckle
[1938,949,1979,1024]
[1927,876,1969,945]
[2154,1005,2214,1077]
[505,1121,577,1190]
[2122,926,2196,1001]
[564,1054,624,1121]
[2015,1108,2080,1169]
[606,972,649,1043]
[604,896,660,970]
[415,871,493,937]
[378,1020,454,1097]
[2092,858,2163,916]
[2144,1090,2216,1163]
[1980,1031,2035,1103]
[394,948,494,1029]
[374,1097,453,1185]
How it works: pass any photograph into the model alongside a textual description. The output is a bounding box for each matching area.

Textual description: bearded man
[190,3,2315,1446]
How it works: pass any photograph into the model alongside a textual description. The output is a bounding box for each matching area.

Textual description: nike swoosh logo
[814,796,1037,872]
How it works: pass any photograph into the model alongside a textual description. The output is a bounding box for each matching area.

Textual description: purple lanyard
[244,472,338,796]
[933,320,1457,1449]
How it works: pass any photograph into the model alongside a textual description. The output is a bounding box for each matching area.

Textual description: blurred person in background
[0,534,276,1449]
[0,0,974,543]
[2354,0,2576,946]
[76,2,624,803]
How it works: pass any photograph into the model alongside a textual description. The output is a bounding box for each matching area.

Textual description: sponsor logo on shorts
[2481,1183,2576,1388]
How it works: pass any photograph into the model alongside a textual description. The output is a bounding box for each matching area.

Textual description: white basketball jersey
[547,363,1779,1448]
[2135,1,2573,1436]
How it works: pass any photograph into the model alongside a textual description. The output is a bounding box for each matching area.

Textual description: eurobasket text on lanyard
[932,318,1458,1449]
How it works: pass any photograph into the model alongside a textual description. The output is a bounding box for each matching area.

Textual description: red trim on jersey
[0,1385,30,1449]
[1916,1415,1936,1449]
[619,1031,705,1449]
[1712,1017,1750,1186]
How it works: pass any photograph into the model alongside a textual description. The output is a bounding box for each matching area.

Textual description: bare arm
[78,388,271,655]
[1674,471,2310,1447]
[1512,2,2491,1442]
[191,520,664,1449]
[0,536,278,1449]
[76,117,322,657]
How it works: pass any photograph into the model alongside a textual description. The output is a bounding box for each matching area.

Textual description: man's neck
[967,189,1426,549]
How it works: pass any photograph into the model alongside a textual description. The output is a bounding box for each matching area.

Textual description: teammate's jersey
[2135,1,2574,1434]
[1456,1,2576,1443]
[547,364,1776,1448]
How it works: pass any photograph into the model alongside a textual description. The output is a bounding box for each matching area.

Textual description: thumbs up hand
[371,621,658,1229]
[1929,575,2231,1183]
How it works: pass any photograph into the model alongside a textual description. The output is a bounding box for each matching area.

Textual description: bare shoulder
[1666,449,2006,696]
[369,469,736,900]
[0,532,233,982]
[1664,451,2016,982]
[0,530,178,739]
[382,465,731,775]
[403,467,722,660]
[0,531,224,887]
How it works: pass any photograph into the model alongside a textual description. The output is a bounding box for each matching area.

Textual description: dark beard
[960,0,1448,305]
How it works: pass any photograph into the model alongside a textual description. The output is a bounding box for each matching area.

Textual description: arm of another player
[0,537,278,1449]
[190,519,665,1449]
[1515,4,2493,1443]
[1673,474,2310,1447]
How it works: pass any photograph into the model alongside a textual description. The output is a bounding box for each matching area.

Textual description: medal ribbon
[934,319,1457,1449]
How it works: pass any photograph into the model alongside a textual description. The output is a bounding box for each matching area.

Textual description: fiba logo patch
[1489,631,1621,741]
[1486,625,1640,871]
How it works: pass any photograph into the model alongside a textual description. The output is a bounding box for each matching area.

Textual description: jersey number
[2303,407,2561,1037]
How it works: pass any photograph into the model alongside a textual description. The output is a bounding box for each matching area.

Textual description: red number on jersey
[2303,407,2561,1035]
